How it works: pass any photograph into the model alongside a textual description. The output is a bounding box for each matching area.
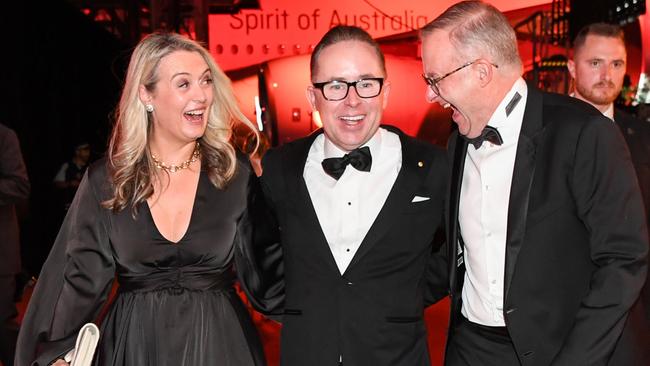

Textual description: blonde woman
[16,33,282,366]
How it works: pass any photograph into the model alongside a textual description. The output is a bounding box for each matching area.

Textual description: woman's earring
[145,104,154,113]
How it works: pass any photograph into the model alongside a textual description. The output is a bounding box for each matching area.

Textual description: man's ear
[476,60,494,87]
[567,59,576,79]
[306,86,318,110]
[381,81,391,109]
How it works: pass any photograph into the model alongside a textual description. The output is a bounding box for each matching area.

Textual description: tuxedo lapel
[447,132,468,296]
[285,131,341,275]
[504,84,544,300]
[344,128,422,272]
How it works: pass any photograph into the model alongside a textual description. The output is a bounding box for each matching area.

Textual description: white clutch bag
[63,323,100,366]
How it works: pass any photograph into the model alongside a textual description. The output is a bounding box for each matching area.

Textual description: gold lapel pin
[418,161,424,168]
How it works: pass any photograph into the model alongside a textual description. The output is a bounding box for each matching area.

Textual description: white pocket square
[411,196,430,203]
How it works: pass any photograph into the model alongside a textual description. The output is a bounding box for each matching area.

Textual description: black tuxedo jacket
[443,85,648,366]
[260,126,448,366]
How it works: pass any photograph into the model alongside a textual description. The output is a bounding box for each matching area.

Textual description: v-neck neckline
[144,172,202,244]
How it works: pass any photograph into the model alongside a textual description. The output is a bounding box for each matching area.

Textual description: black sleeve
[552,116,649,365]
[234,164,285,316]
[15,168,115,366]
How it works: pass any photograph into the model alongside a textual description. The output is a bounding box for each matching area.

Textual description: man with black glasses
[260,25,449,366]
[420,1,648,365]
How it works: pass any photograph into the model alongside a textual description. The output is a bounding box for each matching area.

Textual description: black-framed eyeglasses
[312,78,384,101]
[422,60,498,95]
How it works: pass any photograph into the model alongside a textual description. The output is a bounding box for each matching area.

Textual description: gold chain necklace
[151,142,200,173]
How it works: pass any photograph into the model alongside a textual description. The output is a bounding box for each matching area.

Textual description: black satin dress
[15,157,283,366]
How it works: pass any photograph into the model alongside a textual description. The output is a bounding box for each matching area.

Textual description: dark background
[2,1,128,274]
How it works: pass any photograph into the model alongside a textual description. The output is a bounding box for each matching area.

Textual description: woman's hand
[51,359,70,366]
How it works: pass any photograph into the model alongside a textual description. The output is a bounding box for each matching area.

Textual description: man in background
[568,22,650,364]
[0,122,30,366]
[567,22,650,228]
[53,141,90,211]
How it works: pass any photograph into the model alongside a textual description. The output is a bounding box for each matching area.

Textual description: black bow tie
[463,126,503,149]
[321,146,372,180]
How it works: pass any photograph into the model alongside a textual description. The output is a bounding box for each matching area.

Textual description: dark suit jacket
[0,123,29,276]
[260,126,448,366]
[443,85,648,366]
[615,109,650,230]
[609,109,650,364]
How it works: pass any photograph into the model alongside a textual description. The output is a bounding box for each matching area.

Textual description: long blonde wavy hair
[104,32,257,213]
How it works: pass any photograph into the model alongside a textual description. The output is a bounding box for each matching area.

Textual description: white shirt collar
[486,78,527,130]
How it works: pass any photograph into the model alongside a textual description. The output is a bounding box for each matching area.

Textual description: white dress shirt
[304,127,402,274]
[459,78,528,326]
